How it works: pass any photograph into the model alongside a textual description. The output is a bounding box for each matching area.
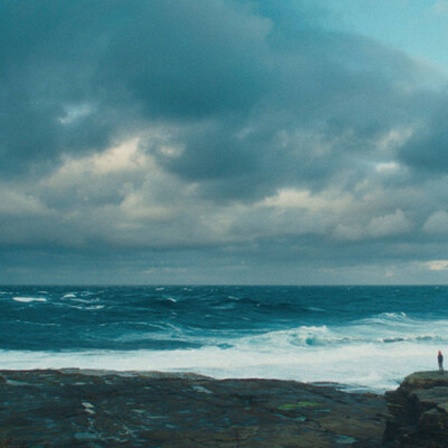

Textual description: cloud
[432,0,448,15]
[397,99,448,174]
[426,260,448,271]
[1,0,448,283]
[366,209,413,238]
[333,209,413,241]
[1,0,439,182]
[423,210,448,234]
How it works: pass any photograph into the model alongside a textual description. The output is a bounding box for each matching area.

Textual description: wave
[61,293,77,299]
[0,337,435,393]
[230,323,446,351]
[3,285,448,392]
[1,316,446,393]
[360,312,410,325]
[12,297,47,303]
[67,304,105,311]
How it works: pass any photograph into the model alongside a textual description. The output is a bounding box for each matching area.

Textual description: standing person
[438,350,444,373]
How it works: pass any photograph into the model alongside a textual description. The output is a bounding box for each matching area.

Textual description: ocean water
[1,285,447,392]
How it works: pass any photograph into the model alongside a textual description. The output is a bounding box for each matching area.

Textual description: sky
[2,0,448,285]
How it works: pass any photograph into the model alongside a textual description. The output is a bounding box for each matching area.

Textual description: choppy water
[1,285,447,392]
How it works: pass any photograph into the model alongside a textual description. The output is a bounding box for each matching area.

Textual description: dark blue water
[1,285,447,391]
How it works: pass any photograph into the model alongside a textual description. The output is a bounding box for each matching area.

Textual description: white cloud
[54,138,149,178]
[376,127,414,153]
[374,162,401,174]
[334,209,413,241]
[426,260,448,271]
[0,185,49,217]
[259,188,353,214]
[333,223,364,241]
[366,209,412,237]
[423,210,448,234]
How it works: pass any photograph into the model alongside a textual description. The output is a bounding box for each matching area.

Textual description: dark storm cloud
[397,98,448,173]
[0,0,120,175]
[153,32,438,201]
[100,0,272,118]
[2,0,448,284]
[0,0,274,176]
[1,0,440,187]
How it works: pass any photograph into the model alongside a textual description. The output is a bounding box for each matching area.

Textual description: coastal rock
[0,369,387,447]
[384,371,448,447]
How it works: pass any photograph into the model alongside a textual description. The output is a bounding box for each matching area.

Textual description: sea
[1,285,447,393]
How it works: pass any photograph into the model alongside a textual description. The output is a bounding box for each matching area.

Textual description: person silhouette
[438,350,444,373]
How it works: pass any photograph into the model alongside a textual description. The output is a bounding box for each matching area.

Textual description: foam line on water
[0,339,438,392]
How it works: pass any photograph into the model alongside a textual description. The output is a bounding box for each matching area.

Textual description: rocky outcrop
[0,369,387,447]
[8,368,448,447]
[384,371,448,447]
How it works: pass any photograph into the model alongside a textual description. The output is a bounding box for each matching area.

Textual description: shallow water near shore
[1,285,447,392]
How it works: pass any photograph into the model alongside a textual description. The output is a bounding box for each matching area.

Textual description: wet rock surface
[0,369,387,447]
[384,371,448,447]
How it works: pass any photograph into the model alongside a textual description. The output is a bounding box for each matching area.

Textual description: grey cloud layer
[1,0,448,283]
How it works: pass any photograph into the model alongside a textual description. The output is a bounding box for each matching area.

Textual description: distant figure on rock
[438,350,444,373]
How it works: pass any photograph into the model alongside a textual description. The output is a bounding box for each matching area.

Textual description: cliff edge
[384,371,448,447]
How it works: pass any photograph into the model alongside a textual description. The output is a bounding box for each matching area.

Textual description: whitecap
[61,293,77,299]
[12,297,47,303]
[68,304,105,311]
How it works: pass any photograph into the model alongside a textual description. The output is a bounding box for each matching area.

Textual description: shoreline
[3,366,385,388]
[0,365,393,394]
[1,368,388,447]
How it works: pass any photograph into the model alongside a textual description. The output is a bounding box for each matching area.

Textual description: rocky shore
[384,371,448,447]
[1,369,447,447]
[0,369,387,447]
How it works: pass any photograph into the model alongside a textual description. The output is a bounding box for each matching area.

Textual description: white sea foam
[68,304,105,311]
[12,297,47,303]
[0,333,440,393]
[61,293,77,299]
